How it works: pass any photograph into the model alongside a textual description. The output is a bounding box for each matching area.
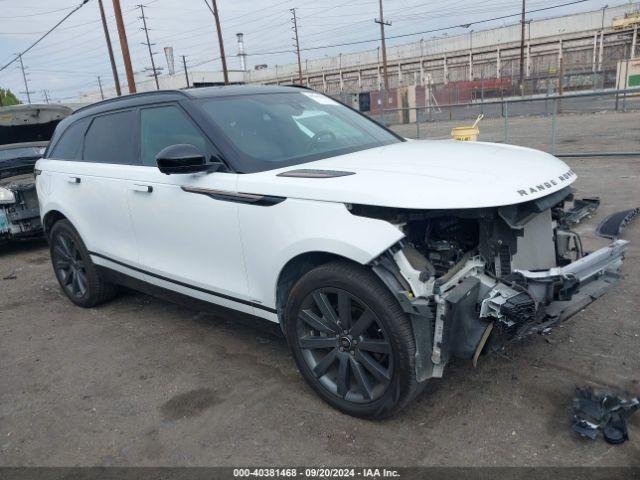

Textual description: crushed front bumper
[515,239,628,331]
[379,239,628,380]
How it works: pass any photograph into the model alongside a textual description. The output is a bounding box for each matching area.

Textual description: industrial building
[248,2,640,114]
[78,2,640,114]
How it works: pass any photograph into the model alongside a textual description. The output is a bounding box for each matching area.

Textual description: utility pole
[18,54,31,104]
[374,0,391,93]
[518,0,526,94]
[112,0,136,93]
[182,55,190,88]
[97,76,105,100]
[598,4,608,72]
[97,0,121,96]
[290,8,303,85]
[42,89,50,104]
[203,0,229,84]
[138,4,160,90]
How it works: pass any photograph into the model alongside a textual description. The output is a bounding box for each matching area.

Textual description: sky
[0,0,623,103]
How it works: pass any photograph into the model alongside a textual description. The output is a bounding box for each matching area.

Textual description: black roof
[72,84,305,118]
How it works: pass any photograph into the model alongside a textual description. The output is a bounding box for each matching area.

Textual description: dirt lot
[1,114,639,466]
[391,110,640,157]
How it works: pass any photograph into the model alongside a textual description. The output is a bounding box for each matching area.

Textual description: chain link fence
[366,87,640,157]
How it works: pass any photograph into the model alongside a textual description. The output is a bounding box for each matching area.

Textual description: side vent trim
[277,169,355,178]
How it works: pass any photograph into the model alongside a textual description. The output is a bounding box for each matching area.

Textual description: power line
[18,54,32,104]
[98,0,122,96]
[375,0,391,92]
[248,0,592,56]
[0,6,76,19]
[138,4,161,90]
[0,0,91,73]
[203,0,229,84]
[97,75,105,99]
[113,0,137,93]
[519,0,526,91]
[291,8,303,85]
[182,55,190,88]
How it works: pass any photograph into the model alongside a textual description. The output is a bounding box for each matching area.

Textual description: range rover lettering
[36,86,627,418]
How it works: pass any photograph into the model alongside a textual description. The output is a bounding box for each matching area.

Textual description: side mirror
[156,144,213,175]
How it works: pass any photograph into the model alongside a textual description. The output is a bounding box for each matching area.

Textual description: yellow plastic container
[451,114,483,141]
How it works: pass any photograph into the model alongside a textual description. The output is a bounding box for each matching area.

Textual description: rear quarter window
[48,118,90,160]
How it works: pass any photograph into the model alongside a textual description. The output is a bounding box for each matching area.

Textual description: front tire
[49,219,118,308]
[284,260,423,418]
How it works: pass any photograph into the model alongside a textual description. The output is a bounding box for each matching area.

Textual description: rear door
[125,103,255,315]
[44,110,140,265]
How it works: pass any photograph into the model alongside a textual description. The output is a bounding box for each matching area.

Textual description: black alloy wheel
[296,288,393,403]
[285,260,424,418]
[52,231,88,299]
[48,219,118,308]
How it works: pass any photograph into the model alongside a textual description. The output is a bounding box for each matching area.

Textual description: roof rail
[280,83,315,91]
[73,89,190,115]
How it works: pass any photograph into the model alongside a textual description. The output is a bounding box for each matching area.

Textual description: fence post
[480,75,484,115]
[382,89,387,126]
[551,98,558,155]
[503,101,509,144]
[622,59,629,112]
[416,108,421,139]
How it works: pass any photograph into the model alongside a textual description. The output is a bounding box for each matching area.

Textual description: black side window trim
[81,108,140,166]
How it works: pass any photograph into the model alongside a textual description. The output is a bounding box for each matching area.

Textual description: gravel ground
[1,116,639,466]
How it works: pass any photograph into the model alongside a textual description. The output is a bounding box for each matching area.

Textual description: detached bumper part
[596,208,639,239]
[515,239,628,332]
[572,387,639,445]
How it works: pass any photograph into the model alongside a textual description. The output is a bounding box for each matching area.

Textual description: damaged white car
[1,104,71,242]
[36,86,627,418]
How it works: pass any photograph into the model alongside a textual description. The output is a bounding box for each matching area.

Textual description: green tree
[0,88,21,106]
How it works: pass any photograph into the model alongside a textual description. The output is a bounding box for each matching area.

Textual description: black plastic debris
[596,208,639,239]
[571,387,639,445]
[564,197,600,225]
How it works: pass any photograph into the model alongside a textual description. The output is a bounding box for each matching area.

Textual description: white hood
[238,140,576,209]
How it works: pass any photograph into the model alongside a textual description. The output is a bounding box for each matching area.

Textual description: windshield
[198,91,401,173]
[0,145,46,163]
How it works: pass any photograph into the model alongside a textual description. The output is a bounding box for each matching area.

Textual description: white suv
[36,86,627,418]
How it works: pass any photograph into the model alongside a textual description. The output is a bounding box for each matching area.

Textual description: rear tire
[284,260,423,418]
[49,219,118,308]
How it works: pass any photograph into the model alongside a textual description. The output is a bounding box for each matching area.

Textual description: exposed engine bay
[0,173,42,241]
[357,186,628,379]
[0,104,72,242]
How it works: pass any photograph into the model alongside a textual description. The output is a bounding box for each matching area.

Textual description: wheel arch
[275,251,361,325]
[42,209,69,238]
[41,205,87,245]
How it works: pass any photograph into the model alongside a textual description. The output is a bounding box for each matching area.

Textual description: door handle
[66,176,81,184]
[130,184,153,193]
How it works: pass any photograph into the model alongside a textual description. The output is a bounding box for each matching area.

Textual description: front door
[126,104,254,315]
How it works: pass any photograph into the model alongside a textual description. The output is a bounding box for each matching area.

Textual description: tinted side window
[83,110,137,164]
[140,105,207,166]
[48,118,90,160]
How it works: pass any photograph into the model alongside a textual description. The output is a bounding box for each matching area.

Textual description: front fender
[238,198,404,310]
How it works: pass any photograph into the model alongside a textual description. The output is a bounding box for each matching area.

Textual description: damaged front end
[359,186,628,380]
[0,173,42,242]
[0,144,48,242]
